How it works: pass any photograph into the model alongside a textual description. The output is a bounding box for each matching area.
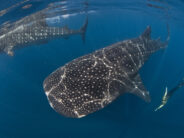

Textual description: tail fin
[166,23,170,42]
[159,23,170,48]
[156,23,170,50]
[80,17,88,43]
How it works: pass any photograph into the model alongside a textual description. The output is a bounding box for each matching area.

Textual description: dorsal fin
[141,26,151,40]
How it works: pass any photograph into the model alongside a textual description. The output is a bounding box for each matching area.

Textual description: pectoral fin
[130,74,151,102]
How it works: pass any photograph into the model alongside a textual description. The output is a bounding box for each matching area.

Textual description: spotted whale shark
[0,12,88,56]
[43,26,168,118]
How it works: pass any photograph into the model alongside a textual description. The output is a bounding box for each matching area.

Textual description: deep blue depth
[0,0,184,138]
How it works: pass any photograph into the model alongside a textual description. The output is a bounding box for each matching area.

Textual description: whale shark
[43,26,168,118]
[0,11,88,56]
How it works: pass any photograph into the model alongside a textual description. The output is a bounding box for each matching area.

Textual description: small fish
[155,78,184,111]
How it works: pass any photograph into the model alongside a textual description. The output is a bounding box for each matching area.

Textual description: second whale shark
[0,11,88,56]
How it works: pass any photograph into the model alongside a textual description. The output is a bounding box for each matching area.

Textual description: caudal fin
[80,17,88,43]
[160,23,170,47]
[166,23,170,42]
[156,24,170,50]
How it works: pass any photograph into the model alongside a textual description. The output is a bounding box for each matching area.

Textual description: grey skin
[43,26,168,118]
[0,12,88,56]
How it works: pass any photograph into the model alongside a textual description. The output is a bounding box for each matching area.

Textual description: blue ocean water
[0,0,184,137]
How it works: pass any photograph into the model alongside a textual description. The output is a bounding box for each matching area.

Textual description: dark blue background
[0,0,184,137]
